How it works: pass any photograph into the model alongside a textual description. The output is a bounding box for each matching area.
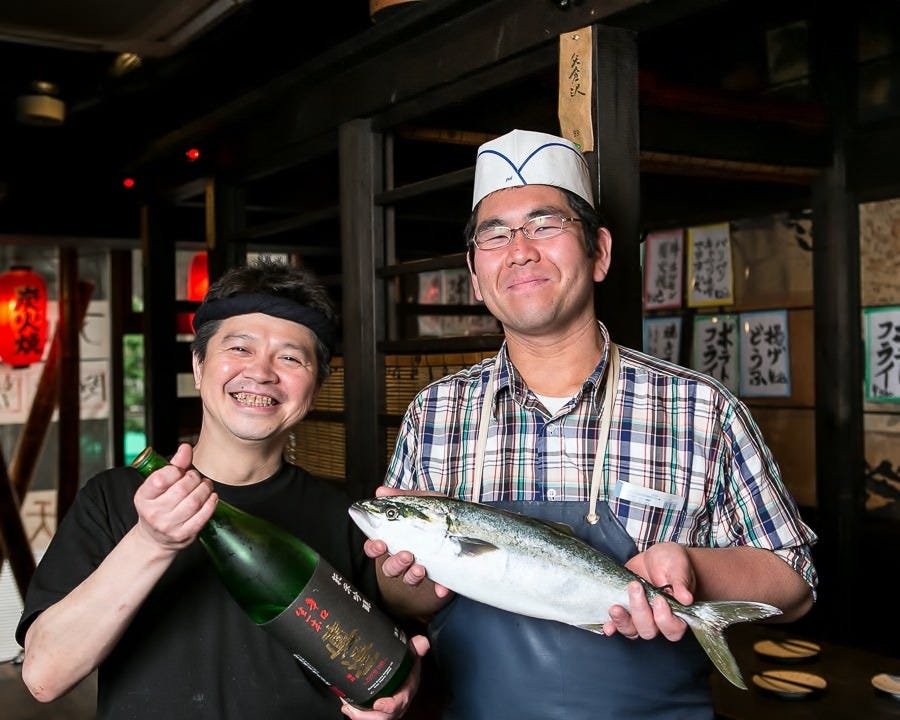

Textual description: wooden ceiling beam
[641,151,820,185]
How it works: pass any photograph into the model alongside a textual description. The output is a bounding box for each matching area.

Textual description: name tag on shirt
[614,480,683,511]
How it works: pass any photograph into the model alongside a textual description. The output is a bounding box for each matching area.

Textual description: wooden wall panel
[730,213,813,311]
[860,196,900,307]
[752,406,816,508]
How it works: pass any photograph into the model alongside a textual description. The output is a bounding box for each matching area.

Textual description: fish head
[348,495,453,558]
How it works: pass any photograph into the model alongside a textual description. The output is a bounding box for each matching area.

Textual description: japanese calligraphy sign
[558,26,594,152]
[692,314,739,393]
[21,489,57,552]
[643,229,684,310]
[45,299,111,360]
[739,310,791,397]
[0,369,28,419]
[865,306,900,401]
[80,359,110,418]
[0,359,110,424]
[643,316,681,364]
[687,223,734,307]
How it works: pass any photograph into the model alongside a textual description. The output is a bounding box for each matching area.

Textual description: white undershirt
[533,392,572,416]
[474,344,621,523]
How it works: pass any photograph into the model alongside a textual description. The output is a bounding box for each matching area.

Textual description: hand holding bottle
[131,446,424,709]
[132,443,217,551]
[340,633,430,720]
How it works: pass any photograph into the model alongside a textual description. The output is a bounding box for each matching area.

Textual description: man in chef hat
[369,128,819,720]
[465,128,606,267]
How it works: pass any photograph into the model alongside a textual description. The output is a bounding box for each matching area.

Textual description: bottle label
[263,561,409,704]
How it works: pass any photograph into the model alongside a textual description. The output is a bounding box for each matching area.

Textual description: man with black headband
[16,257,428,719]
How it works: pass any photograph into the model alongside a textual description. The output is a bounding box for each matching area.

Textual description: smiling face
[192,312,321,446]
[468,184,611,339]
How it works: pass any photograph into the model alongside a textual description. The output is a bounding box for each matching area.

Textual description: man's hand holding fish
[363,486,455,621]
[606,542,697,642]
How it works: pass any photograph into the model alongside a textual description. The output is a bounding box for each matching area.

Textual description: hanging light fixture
[16,81,66,127]
[0,266,48,368]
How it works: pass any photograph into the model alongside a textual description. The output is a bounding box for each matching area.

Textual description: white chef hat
[471,129,594,209]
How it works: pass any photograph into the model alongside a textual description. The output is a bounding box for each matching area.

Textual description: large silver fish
[349,494,782,690]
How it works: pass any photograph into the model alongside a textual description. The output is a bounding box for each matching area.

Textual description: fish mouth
[348,503,378,537]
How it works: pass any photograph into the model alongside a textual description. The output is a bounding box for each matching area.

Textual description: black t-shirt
[17,461,379,719]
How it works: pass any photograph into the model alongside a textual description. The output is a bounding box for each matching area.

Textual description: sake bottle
[131,446,414,707]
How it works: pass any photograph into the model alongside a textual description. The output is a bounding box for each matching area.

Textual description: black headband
[192,293,337,357]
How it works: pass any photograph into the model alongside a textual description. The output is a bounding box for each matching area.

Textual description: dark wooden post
[339,119,386,499]
[57,247,80,520]
[809,4,864,646]
[587,24,643,349]
[142,203,180,452]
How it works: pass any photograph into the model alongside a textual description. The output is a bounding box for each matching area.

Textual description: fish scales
[349,494,783,690]
[445,504,639,620]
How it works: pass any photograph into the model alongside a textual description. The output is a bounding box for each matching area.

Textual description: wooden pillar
[205,176,248,282]
[109,250,132,467]
[587,24,643,349]
[56,248,80,520]
[0,449,34,598]
[339,119,386,500]
[809,4,864,646]
[141,203,180,452]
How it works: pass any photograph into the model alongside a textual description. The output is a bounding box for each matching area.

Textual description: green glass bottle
[131,446,414,707]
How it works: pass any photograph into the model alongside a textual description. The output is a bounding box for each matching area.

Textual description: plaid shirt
[385,323,819,591]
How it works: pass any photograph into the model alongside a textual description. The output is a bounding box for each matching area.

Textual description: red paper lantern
[0,266,48,368]
[187,251,209,301]
[177,251,209,334]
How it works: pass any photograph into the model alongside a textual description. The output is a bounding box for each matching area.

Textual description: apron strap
[472,355,499,501]
[586,342,619,524]
[472,342,620,520]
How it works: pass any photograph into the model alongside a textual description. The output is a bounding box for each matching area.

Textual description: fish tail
[676,600,781,690]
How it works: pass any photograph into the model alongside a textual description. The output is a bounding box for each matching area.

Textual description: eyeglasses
[471,214,581,250]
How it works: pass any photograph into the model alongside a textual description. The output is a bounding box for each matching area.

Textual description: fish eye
[385,507,398,520]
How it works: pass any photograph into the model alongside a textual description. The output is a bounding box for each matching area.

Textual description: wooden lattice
[289,351,495,479]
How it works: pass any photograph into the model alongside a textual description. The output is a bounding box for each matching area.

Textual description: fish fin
[678,600,781,691]
[576,623,607,635]
[530,518,576,536]
[497,507,575,536]
[454,536,500,556]
[546,520,576,535]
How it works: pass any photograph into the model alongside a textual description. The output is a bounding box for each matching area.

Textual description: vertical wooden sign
[559,26,594,152]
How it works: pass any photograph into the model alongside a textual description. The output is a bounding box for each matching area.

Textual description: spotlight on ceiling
[111,52,143,77]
